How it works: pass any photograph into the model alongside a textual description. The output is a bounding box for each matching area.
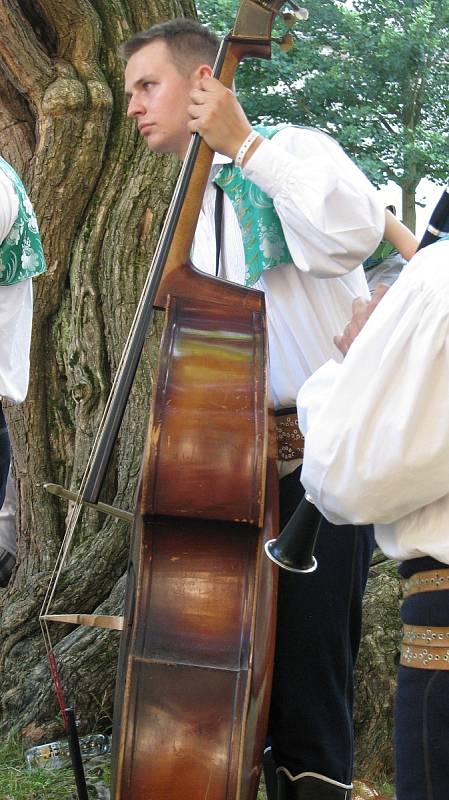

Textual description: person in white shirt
[122,19,386,800]
[0,156,46,586]
[298,187,449,800]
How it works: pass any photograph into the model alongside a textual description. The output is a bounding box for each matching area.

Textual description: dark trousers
[0,408,10,510]
[266,466,374,784]
[395,558,449,800]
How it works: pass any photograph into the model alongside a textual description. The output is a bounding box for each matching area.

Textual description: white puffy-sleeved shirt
[297,237,449,565]
[191,128,384,417]
[0,168,33,403]
[0,170,33,403]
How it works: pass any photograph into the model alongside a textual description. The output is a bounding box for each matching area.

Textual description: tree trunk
[0,0,194,744]
[401,180,419,233]
[354,556,402,783]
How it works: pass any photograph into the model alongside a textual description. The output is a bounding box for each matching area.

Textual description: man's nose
[127,95,143,118]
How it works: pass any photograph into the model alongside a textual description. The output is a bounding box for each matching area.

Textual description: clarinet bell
[264,494,321,573]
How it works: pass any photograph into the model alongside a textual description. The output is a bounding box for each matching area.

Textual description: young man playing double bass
[122,19,385,800]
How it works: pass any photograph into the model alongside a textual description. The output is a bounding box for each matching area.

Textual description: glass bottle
[25,732,111,770]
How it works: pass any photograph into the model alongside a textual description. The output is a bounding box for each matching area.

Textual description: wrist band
[234,130,260,168]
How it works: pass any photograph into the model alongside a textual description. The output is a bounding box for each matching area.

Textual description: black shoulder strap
[418,185,449,251]
[214,185,224,277]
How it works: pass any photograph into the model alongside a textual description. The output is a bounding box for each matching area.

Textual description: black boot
[277,769,352,800]
[262,747,278,800]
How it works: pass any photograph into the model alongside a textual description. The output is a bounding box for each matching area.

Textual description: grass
[0,737,264,799]
[0,737,110,800]
[0,736,262,799]
[0,737,394,800]
[375,780,395,798]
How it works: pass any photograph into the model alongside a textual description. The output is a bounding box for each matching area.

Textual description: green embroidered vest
[214,124,293,287]
[0,156,46,285]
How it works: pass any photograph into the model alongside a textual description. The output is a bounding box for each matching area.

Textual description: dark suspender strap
[214,186,224,277]
[274,406,297,417]
[418,184,449,251]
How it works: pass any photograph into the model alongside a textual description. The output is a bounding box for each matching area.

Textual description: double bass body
[111,268,278,799]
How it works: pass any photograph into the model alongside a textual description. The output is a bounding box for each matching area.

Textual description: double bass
[109,6,284,796]
[41,1,306,797]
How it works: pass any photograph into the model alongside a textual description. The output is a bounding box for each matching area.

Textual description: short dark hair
[120,18,220,75]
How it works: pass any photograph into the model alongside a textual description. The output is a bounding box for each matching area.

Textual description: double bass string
[40,124,213,639]
[40,145,195,620]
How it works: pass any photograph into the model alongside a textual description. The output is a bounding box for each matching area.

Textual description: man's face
[125,40,196,159]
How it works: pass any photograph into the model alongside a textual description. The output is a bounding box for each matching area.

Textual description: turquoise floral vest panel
[214,124,293,287]
[0,156,46,285]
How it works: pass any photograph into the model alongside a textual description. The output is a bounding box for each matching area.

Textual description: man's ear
[191,63,213,84]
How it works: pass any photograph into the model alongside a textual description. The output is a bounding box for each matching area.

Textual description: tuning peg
[287,1,309,15]
[283,7,309,28]
[269,1,309,49]
[277,32,295,51]
[267,2,309,27]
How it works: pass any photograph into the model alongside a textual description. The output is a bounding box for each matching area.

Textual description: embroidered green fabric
[214,124,293,287]
[0,156,46,286]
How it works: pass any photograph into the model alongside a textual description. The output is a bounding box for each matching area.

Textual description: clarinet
[265,492,320,574]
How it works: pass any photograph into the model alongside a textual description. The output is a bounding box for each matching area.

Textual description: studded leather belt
[275,407,304,461]
[402,568,449,599]
[400,624,449,670]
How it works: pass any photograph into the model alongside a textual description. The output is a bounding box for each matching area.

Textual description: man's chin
[143,135,167,154]
[143,140,159,154]
[140,132,181,157]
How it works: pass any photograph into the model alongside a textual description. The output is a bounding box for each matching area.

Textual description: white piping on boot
[276,768,353,799]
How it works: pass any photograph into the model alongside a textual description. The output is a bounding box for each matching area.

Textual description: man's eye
[143,82,154,90]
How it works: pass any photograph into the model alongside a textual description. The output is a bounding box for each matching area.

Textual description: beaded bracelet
[234,130,260,168]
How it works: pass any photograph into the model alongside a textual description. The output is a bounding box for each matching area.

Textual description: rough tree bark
[354,557,402,783]
[0,0,194,744]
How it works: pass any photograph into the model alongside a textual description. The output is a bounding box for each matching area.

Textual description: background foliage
[198,0,449,229]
